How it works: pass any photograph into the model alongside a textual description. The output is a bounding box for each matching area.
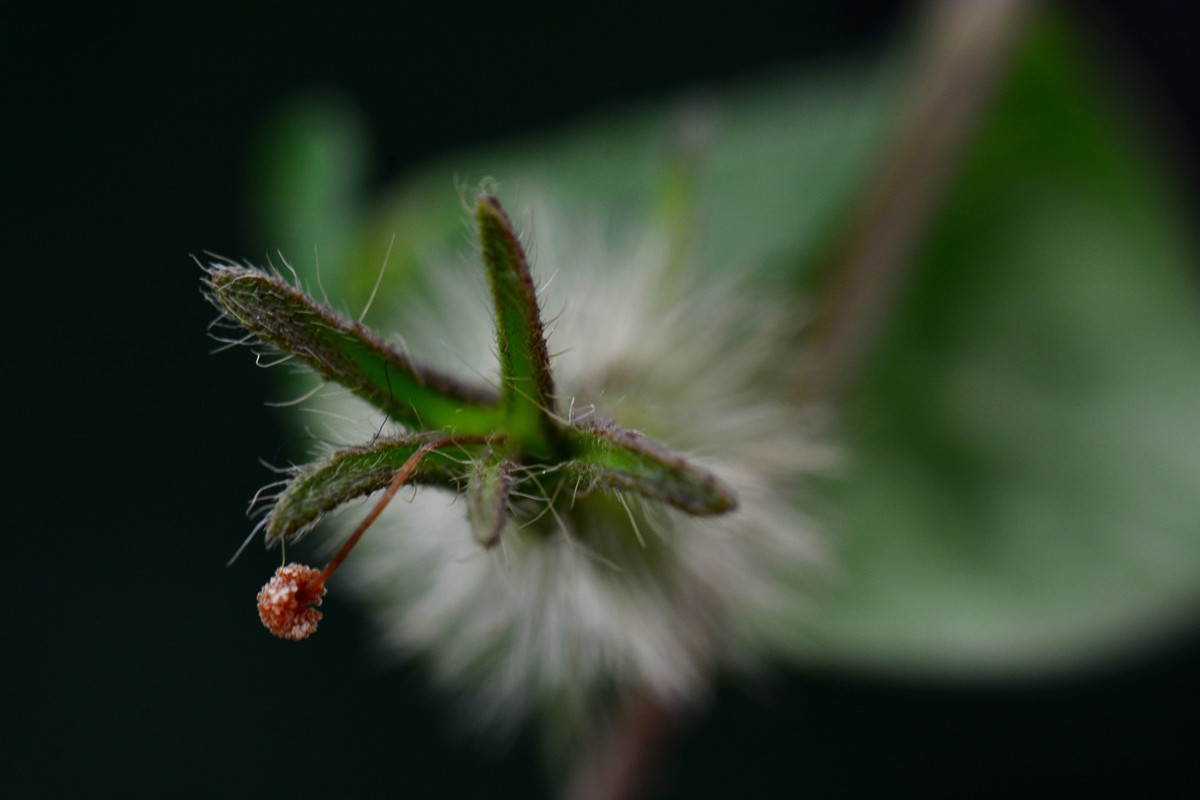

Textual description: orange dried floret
[257,563,326,640]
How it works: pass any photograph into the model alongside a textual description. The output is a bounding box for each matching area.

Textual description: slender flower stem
[312,434,501,587]
[804,0,1030,402]
[565,693,675,800]
[575,2,1033,796]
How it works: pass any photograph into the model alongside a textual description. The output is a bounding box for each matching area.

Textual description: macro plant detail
[205,189,824,742]
[182,4,1200,796]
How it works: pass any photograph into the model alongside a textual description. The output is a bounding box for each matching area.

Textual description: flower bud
[257,563,326,640]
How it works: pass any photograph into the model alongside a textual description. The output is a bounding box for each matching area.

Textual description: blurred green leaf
[248,10,1200,677]
[248,92,369,283]
[794,14,1200,675]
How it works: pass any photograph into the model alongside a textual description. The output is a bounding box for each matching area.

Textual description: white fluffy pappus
[303,192,834,736]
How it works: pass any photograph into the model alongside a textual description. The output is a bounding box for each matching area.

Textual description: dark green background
[6,2,1198,795]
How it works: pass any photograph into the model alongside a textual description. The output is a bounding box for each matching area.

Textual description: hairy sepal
[265,434,475,542]
[466,452,518,548]
[204,262,502,433]
[475,195,560,457]
[567,421,737,515]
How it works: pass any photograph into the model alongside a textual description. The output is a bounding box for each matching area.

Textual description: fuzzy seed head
[311,193,834,736]
[257,563,326,640]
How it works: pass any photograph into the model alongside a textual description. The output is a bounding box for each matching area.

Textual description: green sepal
[204,262,503,433]
[474,195,560,457]
[466,451,518,548]
[265,434,478,541]
[566,421,737,515]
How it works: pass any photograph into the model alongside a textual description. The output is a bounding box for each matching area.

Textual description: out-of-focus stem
[804,0,1033,403]
[563,694,675,800]
[571,3,1036,798]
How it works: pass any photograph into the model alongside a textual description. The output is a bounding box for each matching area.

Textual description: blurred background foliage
[8,1,1200,796]
[250,7,1200,679]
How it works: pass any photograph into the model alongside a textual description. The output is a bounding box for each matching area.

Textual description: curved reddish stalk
[302,434,500,599]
